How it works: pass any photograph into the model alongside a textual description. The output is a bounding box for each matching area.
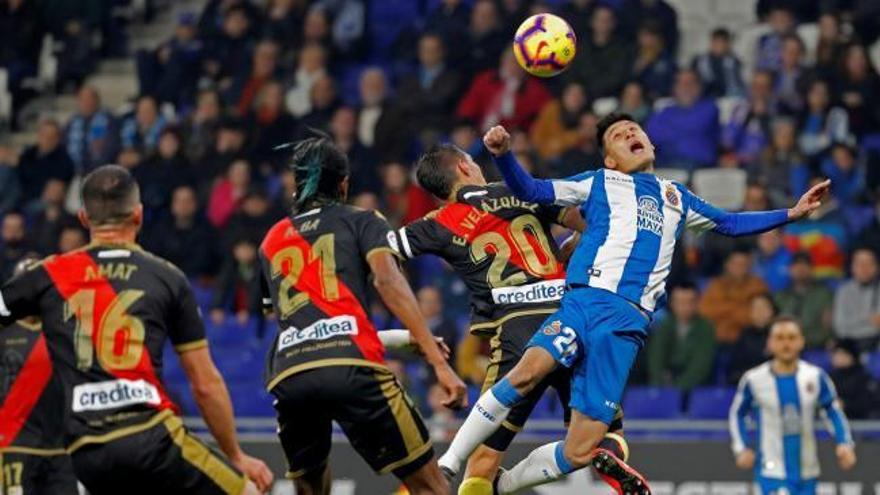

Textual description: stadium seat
[866,352,880,380]
[623,387,682,419]
[228,382,276,417]
[212,348,263,383]
[368,0,421,60]
[797,23,820,64]
[687,386,736,419]
[716,96,744,127]
[654,168,690,184]
[205,315,260,348]
[189,281,215,314]
[692,168,747,210]
[652,97,675,113]
[802,350,832,372]
[591,97,619,118]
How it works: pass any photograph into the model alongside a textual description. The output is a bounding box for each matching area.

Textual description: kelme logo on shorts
[72,379,161,412]
[277,315,359,351]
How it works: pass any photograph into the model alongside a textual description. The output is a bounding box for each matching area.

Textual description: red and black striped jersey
[0,320,66,454]
[259,204,399,390]
[397,184,566,335]
[0,243,207,451]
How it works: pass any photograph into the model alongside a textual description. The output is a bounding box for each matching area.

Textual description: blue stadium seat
[166,382,198,416]
[802,350,832,372]
[228,382,276,417]
[189,280,214,314]
[867,352,880,381]
[623,387,682,419]
[205,315,260,348]
[687,386,736,419]
[212,348,263,383]
[368,0,421,60]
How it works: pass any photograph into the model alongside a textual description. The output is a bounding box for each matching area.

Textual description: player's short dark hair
[285,134,349,212]
[771,315,802,331]
[81,165,141,226]
[596,112,636,149]
[711,27,731,40]
[415,144,468,199]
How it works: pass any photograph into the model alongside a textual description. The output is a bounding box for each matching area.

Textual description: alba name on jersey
[0,320,65,454]
[397,184,566,335]
[0,244,208,452]
[259,204,400,391]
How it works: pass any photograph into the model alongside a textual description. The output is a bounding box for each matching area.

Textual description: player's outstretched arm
[368,252,467,409]
[484,126,557,204]
[179,347,274,491]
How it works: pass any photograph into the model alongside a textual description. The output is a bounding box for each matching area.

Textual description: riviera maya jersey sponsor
[72,379,161,412]
[277,315,359,352]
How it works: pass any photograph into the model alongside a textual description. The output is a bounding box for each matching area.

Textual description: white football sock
[496,441,575,494]
[438,388,514,475]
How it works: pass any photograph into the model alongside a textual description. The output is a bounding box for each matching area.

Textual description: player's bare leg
[401,457,451,495]
[293,465,331,495]
[459,445,505,495]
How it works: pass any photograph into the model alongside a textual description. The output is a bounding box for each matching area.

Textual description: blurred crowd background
[2,0,880,438]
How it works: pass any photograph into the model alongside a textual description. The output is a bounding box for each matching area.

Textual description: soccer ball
[513,14,577,77]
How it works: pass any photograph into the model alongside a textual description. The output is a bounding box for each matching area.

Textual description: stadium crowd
[2,0,880,427]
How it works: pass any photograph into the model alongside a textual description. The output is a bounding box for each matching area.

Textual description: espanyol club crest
[543,320,563,336]
[664,184,679,207]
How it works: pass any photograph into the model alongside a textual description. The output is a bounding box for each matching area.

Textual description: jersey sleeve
[493,152,595,206]
[0,265,53,327]
[680,185,790,237]
[729,373,754,454]
[167,274,208,353]
[818,370,854,446]
[397,215,452,259]
[355,210,402,261]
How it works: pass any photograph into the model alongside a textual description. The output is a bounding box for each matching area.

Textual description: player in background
[399,144,631,495]
[259,137,467,495]
[438,115,831,495]
[730,317,856,495]
[0,165,273,495]
[0,257,78,494]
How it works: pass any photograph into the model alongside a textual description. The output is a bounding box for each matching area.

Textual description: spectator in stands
[58,225,87,253]
[457,48,551,132]
[692,28,746,98]
[0,148,21,214]
[144,185,218,279]
[262,0,307,51]
[133,127,195,217]
[356,68,407,163]
[182,89,223,164]
[208,158,251,228]
[700,250,770,344]
[329,106,378,196]
[617,81,652,124]
[798,78,851,161]
[297,75,339,133]
[0,0,43,123]
[554,111,602,178]
[726,293,776,384]
[196,116,249,188]
[203,4,255,91]
[418,286,460,366]
[65,85,119,173]
[856,198,880,260]
[829,338,880,419]
[753,229,792,292]
[631,21,676,99]
[224,187,278,248]
[832,248,880,352]
[775,253,834,349]
[620,0,679,56]
[783,177,850,280]
[753,117,809,206]
[16,119,75,204]
[210,238,263,326]
[821,142,864,207]
[425,0,470,45]
[136,12,203,107]
[559,0,595,34]
[119,94,167,157]
[564,6,632,98]
[301,6,333,55]
[284,43,327,118]
[54,18,96,92]
[530,82,589,161]
[273,169,297,214]
[815,12,849,80]
[0,212,31,281]
[396,34,464,137]
[646,68,720,168]
[775,34,808,114]
[835,42,880,136]
[26,179,77,256]
[754,5,796,72]
[247,80,297,169]
[379,162,436,228]
[647,284,717,392]
[231,40,281,115]
[463,0,506,76]
[723,70,777,166]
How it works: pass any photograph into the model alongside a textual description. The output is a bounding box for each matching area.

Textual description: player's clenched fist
[483,125,511,156]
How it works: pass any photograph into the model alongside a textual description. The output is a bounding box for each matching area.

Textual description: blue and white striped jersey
[493,153,790,312]
[729,361,853,481]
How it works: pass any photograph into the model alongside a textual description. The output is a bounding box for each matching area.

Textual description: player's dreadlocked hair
[281,133,350,213]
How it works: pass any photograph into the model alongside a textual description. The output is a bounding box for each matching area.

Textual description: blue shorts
[526,287,648,424]
[758,477,817,495]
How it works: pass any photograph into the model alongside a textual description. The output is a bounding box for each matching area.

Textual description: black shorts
[481,311,573,451]
[271,364,434,480]
[70,413,246,495]
[0,451,78,495]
